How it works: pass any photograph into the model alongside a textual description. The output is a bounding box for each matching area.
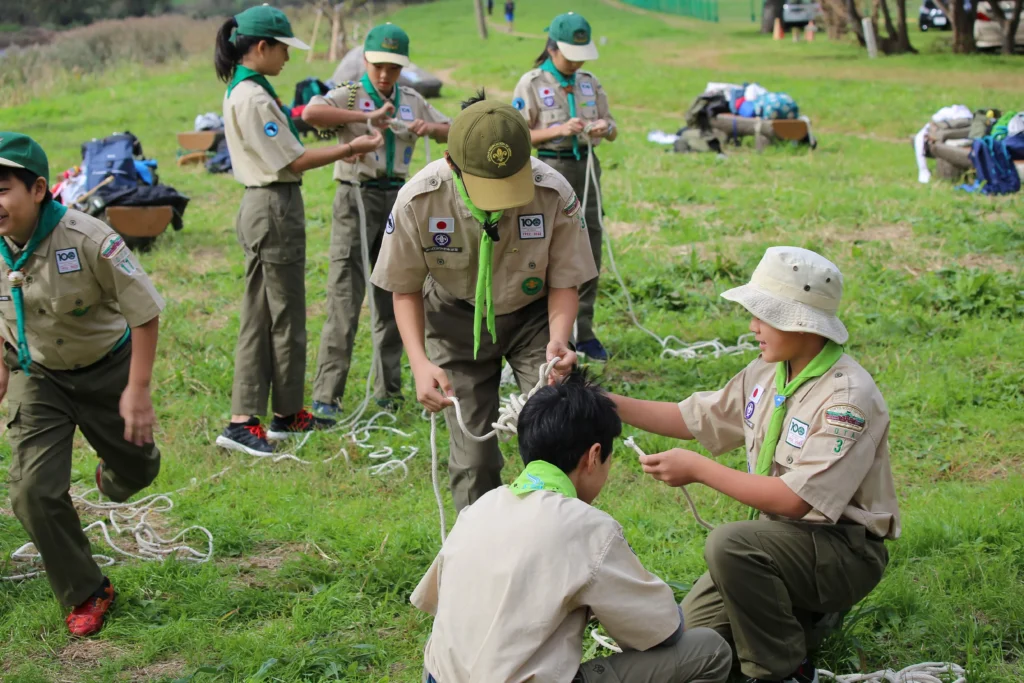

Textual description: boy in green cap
[0,132,165,636]
[302,23,451,417]
[513,12,617,361]
[606,247,901,683]
[371,94,596,511]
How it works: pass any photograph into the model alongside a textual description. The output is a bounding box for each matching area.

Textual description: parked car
[975,1,1024,50]
[918,0,952,30]
[782,0,822,28]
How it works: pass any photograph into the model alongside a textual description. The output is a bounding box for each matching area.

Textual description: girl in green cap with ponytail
[212,5,384,456]
[512,11,617,363]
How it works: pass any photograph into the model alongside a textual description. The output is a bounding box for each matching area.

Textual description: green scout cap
[364,23,410,67]
[234,4,310,50]
[449,101,534,211]
[0,132,50,184]
[546,12,599,61]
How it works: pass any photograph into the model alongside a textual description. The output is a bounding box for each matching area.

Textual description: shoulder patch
[101,234,126,260]
[824,404,866,432]
[563,193,581,217]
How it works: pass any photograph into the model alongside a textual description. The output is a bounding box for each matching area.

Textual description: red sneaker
[66,578,115,637]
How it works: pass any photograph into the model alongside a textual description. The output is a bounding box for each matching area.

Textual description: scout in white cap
[511,11,617,361]
[605,246,902,683]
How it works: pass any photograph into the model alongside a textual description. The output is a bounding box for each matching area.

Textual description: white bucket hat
[721,246,849,344]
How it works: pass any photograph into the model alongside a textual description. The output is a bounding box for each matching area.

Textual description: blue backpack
[81,133,141,191]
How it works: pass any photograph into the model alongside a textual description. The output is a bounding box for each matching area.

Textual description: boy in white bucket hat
[607,247,901,683]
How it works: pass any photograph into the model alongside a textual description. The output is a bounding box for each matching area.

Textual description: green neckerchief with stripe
[510,460,577,499]
[452,173,502,359]
[540,57,580,161]
[0,200,67,374]
[749,340,845,520]
[360,73,400,177]
[226,65,303,144]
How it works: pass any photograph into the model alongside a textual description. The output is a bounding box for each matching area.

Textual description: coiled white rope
[578,130,758,362]
[429,357,562,543]
[818,663,966,683]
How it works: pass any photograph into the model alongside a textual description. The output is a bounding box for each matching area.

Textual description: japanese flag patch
[55,248,82,274]
[579,80,595,97]
[359,98,375,112]
[399,105,415,121]
[429,217,455,234]
[785,417,810,449]
[537,86,555,99]
[518,214,545,239]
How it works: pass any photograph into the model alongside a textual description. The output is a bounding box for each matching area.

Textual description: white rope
[429,357,562,543]
[578,130,758,362]
[2,469,227,581]
[623,436,714,531]
[818,664,966,683]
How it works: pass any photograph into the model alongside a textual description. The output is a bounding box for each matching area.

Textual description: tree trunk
[762,0,785,33]
[1003,0,1023,54]
[893,0,916,52]
[820,0,850,37]
[846,0,869,45]
[473,0,489,39]
[952,0,977,52]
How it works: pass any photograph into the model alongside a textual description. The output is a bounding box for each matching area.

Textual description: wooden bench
[710,114,815,152]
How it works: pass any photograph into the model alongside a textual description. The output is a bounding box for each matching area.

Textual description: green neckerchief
[0,200,67,374]
[749,340,845,520]
[540,58,580,161]
[227,65,303,144]
[510,460,578,498]
[360,73,400,177]
[452,173,502,359]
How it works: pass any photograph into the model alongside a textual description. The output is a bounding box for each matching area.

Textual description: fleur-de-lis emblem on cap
[487,142,512,167]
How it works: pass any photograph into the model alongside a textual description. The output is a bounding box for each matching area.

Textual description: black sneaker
[312,400,342,418]
[215,418,275,455]
[746,658,819,683]
[375,395,404,412]
[267,409,336,440]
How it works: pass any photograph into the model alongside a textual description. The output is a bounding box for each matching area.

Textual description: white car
[974,1,1024,50]
[782,0,822,28]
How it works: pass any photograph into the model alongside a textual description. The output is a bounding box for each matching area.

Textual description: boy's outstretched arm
[608,394,694,440]
[641,449,812,520]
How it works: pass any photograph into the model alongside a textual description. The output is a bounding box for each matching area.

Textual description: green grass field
[1,0,1023,680]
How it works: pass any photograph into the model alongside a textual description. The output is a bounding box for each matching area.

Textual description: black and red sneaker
[267,409,336,440]
[66,577,115,637]
[216,418,275,456]
[746,658,819,683]
[95,461,106,496]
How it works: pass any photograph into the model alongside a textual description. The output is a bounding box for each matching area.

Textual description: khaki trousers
[682,520,888,680]
[545,154,603,343]
[313,183,403,404]
[4,342,160,607]
[423,279,549,511]
[230,184,307,417]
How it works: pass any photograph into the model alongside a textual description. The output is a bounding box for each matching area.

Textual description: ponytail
[214,17,240,82]
[215,17,280,83]
[533,38,557,68]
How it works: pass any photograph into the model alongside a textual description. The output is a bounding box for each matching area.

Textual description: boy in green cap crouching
[607,247,901,683]
[0,133,165,636]
[412,370,732,683]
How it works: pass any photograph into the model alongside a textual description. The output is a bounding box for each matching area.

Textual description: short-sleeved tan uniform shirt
[0,210,165,371]
[223,80,305,187]
[309,82,451,182]
[512,68,615,153]
[679,354,901,540]
[411,486,682,683]
[370,158,598,314]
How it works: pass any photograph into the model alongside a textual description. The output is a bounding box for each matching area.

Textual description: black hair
[460,88,487,110]
[517,368,622,473]
[533,38,558,68]
[214,17,280,83]
[0,167,52,203]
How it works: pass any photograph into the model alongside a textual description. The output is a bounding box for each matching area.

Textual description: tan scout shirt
[411,486,682,683]
[309,82,451,182]
[0,210,164,371]
[370,158,598,316]
[679,355,901,540]
[512,68,615,153]
[223,80,304,187]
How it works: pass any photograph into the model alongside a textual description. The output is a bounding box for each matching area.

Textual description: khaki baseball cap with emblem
[547,12,599,62]
[448,100,534,211]
[0,132,50,183]
[364,23,411,67]
[233,5,310,50]
[721,246,849,344]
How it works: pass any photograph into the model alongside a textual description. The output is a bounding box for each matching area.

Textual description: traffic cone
[805,20,816,41]
[773,17,784,39]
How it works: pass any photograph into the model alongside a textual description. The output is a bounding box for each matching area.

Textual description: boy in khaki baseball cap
[606,247,901,683]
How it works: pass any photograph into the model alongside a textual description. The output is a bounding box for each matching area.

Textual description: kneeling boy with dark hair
[411,370,731,683]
